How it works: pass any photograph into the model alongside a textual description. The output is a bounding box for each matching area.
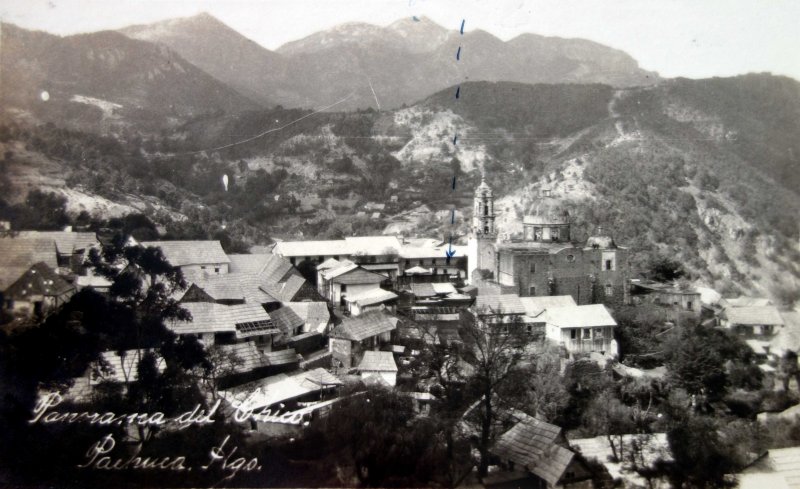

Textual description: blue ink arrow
[455,86,460,99]
[460,19,465,35]
[456,46,461,60]
[453,134,458,145]
[445,235,456,263]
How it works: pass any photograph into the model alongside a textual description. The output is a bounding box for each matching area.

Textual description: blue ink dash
[452,176,457,190]
[455,86,460,99]
[453,134,458,145]
[451,209,455,224]
[456,46,461,60]
[460,19,465,35]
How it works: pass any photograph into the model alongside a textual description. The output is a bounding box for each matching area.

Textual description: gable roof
[475,294,527,315]
[317,258,342,271]
[270,306,305,334]
[544,304,617,329]
[272,240,352,258]
[357,351,398,372]
[345,288,398,307]
[16,231,99,255]
[285,302,330,333]
[220,367,342,411]
[329,267,386,285]
[216,343,300,374]
[140,240,230,267]
[491,416,573,487]
[519,295,578,318]
[4,262,75,299]
[0,237,59,272]
[722,296,773,308]
[169,302,277,338]
[329,311,398,342]
[723,306,785,326]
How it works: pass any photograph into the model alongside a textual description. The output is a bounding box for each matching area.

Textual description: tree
[646,255,686,282]
[459,310,531,477]
[583,390,636,462]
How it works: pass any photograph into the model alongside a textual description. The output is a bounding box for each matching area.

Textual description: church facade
[467,178,630,307]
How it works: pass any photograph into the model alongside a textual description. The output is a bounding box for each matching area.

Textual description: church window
[484,204,489,215]
[605,260,612,270]
[484,225,489,233]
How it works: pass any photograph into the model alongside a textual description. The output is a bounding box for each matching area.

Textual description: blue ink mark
[453,134,458,145]
[445,235,456,263]
[452,176,457,189]
[456,46,461,60]
[413,15,420,21]
[460,19,465,35]
[451,209,456,224]
[455,86,460,99]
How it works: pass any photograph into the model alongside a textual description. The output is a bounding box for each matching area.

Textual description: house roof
[722,296,773,308]
[519,295,578,318]
[357,351,398,372]
[226,253,294,283]
[404,266,432,275]
[0,237,59,273]
[344,236,400,255]
[285,302,330,333]
[345,288,398,307]
[569,433,672,485]
[475,294,527,315]
[16,231,99,254]
[544,304,617,329]
[4,262,75,299]
[183,274,246,302]
[272,240,352,258]
[317,258,342,270]
[328,267,386,285]
[411,283,437,298]
[329,311,398,342]
[321,260,358,279]
[723,306,785,326]
[773,312,800,355]
[270,306,305,334]
[169,302,277,338]
[740,446,800,489]
[98,349,165,383]
[140,240,230,267]
[216,343,300,373]
[220,367,342,411]
[491,416,573,487]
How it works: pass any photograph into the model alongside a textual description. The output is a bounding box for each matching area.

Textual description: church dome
[523,203,570,225]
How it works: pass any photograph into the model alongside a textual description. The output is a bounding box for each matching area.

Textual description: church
[467,177,630,307]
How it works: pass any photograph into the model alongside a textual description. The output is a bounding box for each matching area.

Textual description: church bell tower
[467,175,498,284]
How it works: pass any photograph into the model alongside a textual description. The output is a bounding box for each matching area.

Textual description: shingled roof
[220,367,342,411]
[4,262,75,299]
[0,237,58,271]
[285,301,330,333]
[475,294,527,315]
[357,351,398,372]
[217,343,299,373]
[16,231,99,255]
[723,306,785,326]
[170,302,277,338]
[140,240,230,267]
[329,311,398,342]
[491,416,574,487]
[270,306,305,335]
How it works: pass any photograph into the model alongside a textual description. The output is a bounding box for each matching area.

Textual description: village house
[720,305,784,337]
[328,311,398,369]
[356,350,398,387]
[169,301,279,349]
[273,236,402,280]
[544,304,618,356]
[343,288,398,316]
[284,301,331,334]
[16,230,100,271]
[1,262,76,317]
[141,240,230,275]
[486,413,594,489]
[317,260,387,307]
[628,279,702,317]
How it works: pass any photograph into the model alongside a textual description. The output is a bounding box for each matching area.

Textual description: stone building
[468,178,630,307]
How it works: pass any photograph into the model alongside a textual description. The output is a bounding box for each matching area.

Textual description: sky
[1,0,799,80]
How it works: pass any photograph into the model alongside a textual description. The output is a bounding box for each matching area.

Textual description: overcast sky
[2,0,799,80]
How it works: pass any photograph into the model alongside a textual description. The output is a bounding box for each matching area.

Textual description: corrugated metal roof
[329,311,398,341]
[544,304,617,329]
[357,351,398,372]
[140,240,230,267]
[724,306,785,326]
[475,294,527,315]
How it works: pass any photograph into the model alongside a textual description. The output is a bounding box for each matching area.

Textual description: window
[687,301,693,310]
[530,262,536,273]
[484,204,489,215]
[583,329,591,339]
[551,227,560,242]
[201,266,207,270]
[605,284,613,297]
[341,285,347,292]
[529,286,536,296]
[405,260,410,266]
[418,260,424,266]
[594,328,604,338]
[567,254,575,262]
[484,225,489,233]
[605,260,613,270]
[534,227,543,241]
[571,329,577,339]
[214,267,220,274]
